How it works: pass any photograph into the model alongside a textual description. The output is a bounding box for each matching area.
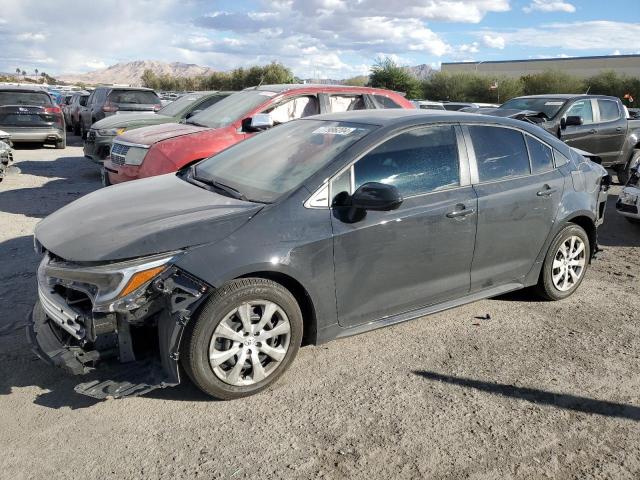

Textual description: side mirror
[242,113,274,132]
[351,182,403,211]
[561,115,583,129]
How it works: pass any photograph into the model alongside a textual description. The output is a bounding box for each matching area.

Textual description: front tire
[181,278,303,400]
[55,135,66,149]
[536,224,590,301]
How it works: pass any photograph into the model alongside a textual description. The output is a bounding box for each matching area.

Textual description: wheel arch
[565,214,597,261]
[236,271,318,346]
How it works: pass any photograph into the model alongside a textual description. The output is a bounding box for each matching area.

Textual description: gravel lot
[1,136,639,480]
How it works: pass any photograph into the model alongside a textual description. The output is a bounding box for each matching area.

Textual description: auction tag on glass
[313,126,357,135]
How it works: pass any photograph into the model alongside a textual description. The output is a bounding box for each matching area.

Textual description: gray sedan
[29,110,610,400]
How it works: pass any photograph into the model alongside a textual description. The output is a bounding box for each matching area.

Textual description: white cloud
[480,21,640,51]
[482,34,506,49]
[523,0,576,13]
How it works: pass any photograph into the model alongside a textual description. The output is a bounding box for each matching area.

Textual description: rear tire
[80,122,87,140]
[55,136,66,149]
[181,278,303,400]
[101,167,112,187]
[73,121,80,136]
[625,217,640,225]
[536,224,590,301]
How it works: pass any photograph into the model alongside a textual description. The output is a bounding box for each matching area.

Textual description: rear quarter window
[0,91,52,106]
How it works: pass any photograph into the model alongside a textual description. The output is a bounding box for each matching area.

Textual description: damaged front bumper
[27,252,210,399]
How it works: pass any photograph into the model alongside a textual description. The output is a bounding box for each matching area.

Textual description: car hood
[116,122,207,145]
[35,174,263,262]
[92,113,173,130]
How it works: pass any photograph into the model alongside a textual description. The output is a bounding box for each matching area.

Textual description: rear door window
[565,100,594,124]
[353,125,460,197]
[468,125,530,182]
[264,96,319,124]
[328,95,366,112]
[597,99,620,122]
[108,90,160,105]
[373,95,403,109]
[0,91,52,106]
[526,135,554,173]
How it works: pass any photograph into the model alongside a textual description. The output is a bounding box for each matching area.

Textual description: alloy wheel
[552,235,586,291]
[208,300,291,386]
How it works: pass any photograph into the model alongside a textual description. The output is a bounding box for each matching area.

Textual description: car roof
[246,83,403,95]
[95,86,156,91]
[511,94,618,100]
[0,85,49,93]
[305,109,565,135]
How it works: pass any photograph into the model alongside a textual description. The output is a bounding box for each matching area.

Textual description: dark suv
[0,86,66,148]
[79,86,161,139]
[30,110,609,401]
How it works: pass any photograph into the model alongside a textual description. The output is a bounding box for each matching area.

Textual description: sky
[0,0,638,79]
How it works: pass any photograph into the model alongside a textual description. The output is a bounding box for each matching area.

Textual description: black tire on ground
[625,217,640,225]
[73,121,80,136]
[616,150,640,185]
[80,123,87,140]
[536,224,590,301]
[55,135,66,149]
[181,278,303,400]
[101,167,112,187]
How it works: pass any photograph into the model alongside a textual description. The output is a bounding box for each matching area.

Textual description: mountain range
[58,60,216,86]
[56,60,436,86]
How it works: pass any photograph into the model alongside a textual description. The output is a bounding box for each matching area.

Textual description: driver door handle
[446,205,475,218]
[537,186,557,197]
[589,129,597,134]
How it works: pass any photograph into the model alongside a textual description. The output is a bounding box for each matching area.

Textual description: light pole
[475,61,485,73]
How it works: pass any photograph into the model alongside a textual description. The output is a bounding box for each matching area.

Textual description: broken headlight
[40,251,182,313]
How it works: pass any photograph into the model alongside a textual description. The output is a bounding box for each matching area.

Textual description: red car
[104,84,414,185]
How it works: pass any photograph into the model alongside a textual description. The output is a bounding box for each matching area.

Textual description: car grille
[87,130,96,142]
[110,142,130,166]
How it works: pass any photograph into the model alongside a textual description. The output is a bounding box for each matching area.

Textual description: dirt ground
[0,135,639,480]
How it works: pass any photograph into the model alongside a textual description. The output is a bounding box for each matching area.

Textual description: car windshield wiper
[190,167,247,201]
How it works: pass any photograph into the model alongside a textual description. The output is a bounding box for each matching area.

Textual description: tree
[21,70,26,77]
[15,68,20,75]
[369,57,420,98]
[34,68,39,77]
[521,70,585,95]
[342,75,368,87]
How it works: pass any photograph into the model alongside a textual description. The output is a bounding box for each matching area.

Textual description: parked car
[103,84,415,185]
[0,129,12,182]
[79,86,162,140]
[413,100,446,110]
[63,91,88,133]
[84,91,231,164]
[29,110,609,400]
[480,95,640,184]
[442,102,499,111]
[616,165,640,224]
[0,86,66,148]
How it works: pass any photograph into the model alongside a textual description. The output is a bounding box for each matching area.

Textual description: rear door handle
[537,186,557,197]
[616,127,623,132]
[446,205,475,218]
[589,129,597,134]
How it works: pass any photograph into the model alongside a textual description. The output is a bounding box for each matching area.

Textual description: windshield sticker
[545,101,564,106]
[312,126,358,136]
[259,91,277,97]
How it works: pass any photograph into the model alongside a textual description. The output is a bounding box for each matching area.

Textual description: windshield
[108,90,161,105]
[191,119,375,202]
[499,97,566,118]
[186,90,274,128]
[158,93,203,117]
[0,91,52,106]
